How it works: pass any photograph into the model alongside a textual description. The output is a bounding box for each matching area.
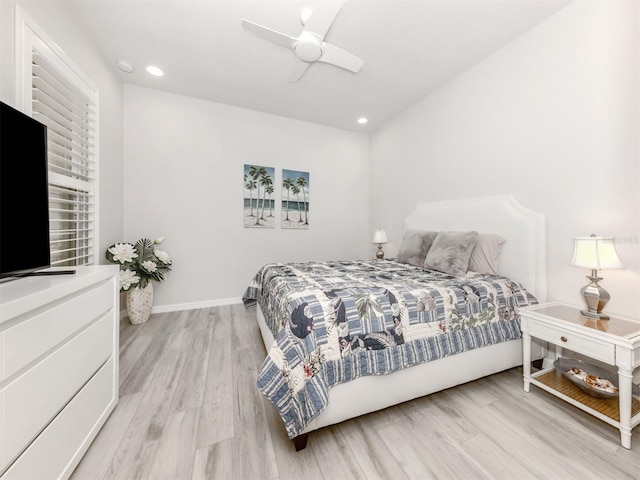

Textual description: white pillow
[468,233,506,275]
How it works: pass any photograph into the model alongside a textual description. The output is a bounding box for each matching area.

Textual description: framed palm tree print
[282,169,309,229]
[244,164,275,228]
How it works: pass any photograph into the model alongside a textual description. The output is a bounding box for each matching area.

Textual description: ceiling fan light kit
[294,33,323,62]
[241,0,363,82]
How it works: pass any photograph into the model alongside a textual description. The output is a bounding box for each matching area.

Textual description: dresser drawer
[1,357,116,480]
[527,319,615,364]
[0,280,113,382]
[0,312,113,472]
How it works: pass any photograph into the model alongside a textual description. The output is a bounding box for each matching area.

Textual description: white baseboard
[151,297,243,314]
[119,297,243,326]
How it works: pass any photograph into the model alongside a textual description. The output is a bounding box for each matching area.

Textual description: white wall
[123,85,369,310]
[0,0,125,262]
[3,0,636,319]
[370,0,639,318]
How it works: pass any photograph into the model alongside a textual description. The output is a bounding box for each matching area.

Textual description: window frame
[14,5,100,267]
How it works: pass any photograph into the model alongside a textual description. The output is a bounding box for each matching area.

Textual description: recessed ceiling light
[116,59,133,73]
[146,65,164,77]
[357,117,368,125]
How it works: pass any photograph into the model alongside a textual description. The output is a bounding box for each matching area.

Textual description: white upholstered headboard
[405,194,547,302]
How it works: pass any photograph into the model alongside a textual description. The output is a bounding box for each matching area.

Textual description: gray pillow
[468,233,506,275]
[424,231,479,276]
[396,230,438,267]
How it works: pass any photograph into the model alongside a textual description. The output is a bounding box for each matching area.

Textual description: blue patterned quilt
[242,259,537,439]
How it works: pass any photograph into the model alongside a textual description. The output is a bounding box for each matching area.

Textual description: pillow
[424,231,479,276]
[395,230,438,267]
[468,233,506,275]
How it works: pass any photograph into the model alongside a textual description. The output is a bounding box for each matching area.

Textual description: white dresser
[0,266,119,479]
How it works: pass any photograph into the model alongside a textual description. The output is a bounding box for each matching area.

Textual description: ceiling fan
[241,0,364,82]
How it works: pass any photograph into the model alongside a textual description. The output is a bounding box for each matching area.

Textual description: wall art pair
[243,164,309,229]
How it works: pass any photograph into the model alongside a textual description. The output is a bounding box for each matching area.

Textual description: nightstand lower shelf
[531,369,640,425]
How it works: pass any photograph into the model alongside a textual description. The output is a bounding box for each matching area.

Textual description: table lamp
[373,229,388,260]
[570,234,623,320]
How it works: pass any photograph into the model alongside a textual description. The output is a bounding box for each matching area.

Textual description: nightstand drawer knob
[560,336,568,343]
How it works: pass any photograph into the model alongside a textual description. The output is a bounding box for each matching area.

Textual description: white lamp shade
[570,236,623,270]
[372,229,388,244]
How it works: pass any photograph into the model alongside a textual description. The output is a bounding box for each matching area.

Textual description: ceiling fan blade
[318,42,363,73]
[302,0,345,39]
[287,58,311,82]
[241,19,294,48]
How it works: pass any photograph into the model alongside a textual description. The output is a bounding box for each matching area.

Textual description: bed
[242,194,547,450]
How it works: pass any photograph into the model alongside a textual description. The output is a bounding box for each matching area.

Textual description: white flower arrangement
[106,237,172,292]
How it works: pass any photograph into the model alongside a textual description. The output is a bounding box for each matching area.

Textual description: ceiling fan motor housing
[294,32,323,62]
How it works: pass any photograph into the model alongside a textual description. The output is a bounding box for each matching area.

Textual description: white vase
[126,281,154,325]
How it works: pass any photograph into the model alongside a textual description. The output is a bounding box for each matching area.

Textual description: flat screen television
[0,101,52,280]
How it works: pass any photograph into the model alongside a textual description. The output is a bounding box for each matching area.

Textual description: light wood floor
[71,304,640,480]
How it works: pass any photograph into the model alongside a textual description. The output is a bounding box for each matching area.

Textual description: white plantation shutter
[16,8,99,267]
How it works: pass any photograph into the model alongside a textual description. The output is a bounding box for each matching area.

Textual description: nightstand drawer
[527,320,615,364]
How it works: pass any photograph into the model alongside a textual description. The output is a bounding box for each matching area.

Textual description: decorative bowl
[554,358,620,399]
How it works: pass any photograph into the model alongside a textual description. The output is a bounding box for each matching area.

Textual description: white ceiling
[61,0,572,132]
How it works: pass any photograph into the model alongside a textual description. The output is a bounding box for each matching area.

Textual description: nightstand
[520,302,640,449]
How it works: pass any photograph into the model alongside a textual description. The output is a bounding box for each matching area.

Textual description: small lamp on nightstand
[570,234,623,320]
[373,229,388,260]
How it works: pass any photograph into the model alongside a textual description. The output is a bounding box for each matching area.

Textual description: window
[15,6,99,267]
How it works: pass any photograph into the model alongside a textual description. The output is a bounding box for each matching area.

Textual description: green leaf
[355,293,383,320]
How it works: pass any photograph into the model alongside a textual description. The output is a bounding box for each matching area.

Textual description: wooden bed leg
[292,433,309,451]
